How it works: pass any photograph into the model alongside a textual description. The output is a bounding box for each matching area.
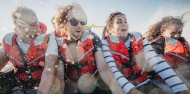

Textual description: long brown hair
[102,12,125,39]
[145,16,183,42]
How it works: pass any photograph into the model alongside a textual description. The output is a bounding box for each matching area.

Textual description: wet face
[110,14,129,40]
[162,24,183,39]
[15,12,41,39]
[65,9,87,40]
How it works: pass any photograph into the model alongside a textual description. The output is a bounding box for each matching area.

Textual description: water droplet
[55,65,58,68]
[47,68,51,71]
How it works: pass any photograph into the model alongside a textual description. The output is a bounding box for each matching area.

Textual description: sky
[0,0,190,42]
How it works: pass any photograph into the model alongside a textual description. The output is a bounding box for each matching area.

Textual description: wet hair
[54,5,73,30]
[102,11,125,39]
[145,16,183,42]
[11,6,38,25]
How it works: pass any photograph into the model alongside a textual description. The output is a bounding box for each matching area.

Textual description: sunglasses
[69,18,87,26]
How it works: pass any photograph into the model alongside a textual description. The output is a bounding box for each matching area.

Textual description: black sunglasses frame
[69,18,87,26]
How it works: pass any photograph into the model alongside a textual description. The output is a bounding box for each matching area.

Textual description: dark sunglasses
[69,18,87,26]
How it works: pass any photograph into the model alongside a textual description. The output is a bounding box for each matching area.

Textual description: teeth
[121,29,127,31]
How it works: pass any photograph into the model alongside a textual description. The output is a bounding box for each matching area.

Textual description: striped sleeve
[142,38,188,93]
[102,40,135,94]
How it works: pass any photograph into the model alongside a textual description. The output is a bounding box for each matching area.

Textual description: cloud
[147,5,190,43]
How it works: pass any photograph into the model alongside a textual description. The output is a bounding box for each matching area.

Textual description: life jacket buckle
[25,70,31,74]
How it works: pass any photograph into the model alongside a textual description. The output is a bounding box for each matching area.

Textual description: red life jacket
[164,37,190,67]
[164,37,190,76]
[2,32,49,88]
[56,31,97,81]
[106,32,147,85]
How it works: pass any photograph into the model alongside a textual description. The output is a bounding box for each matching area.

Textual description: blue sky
[0,0,190,42]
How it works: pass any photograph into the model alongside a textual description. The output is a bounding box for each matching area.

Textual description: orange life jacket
[2,32,49,89]
[164,37,190,78]
[106,32,147,85]
[56,31,97,81]
[164,37,190,67]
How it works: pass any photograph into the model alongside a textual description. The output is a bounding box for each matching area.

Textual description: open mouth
[72,30,82,36]
[74,30,82,35]
[76,30,81,33]
[121,29,127,32]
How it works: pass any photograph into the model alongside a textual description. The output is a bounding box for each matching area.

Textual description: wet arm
[38,35,58,94]
[0,47,9,71]
[56,59,65,93]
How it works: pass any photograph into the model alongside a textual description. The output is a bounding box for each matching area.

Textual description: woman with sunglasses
[0,6,58,94]
[102,12,189,94]
[42,3,123,94]
[145,16,190,93]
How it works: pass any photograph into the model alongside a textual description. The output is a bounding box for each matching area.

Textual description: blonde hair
[54,5,73,30]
